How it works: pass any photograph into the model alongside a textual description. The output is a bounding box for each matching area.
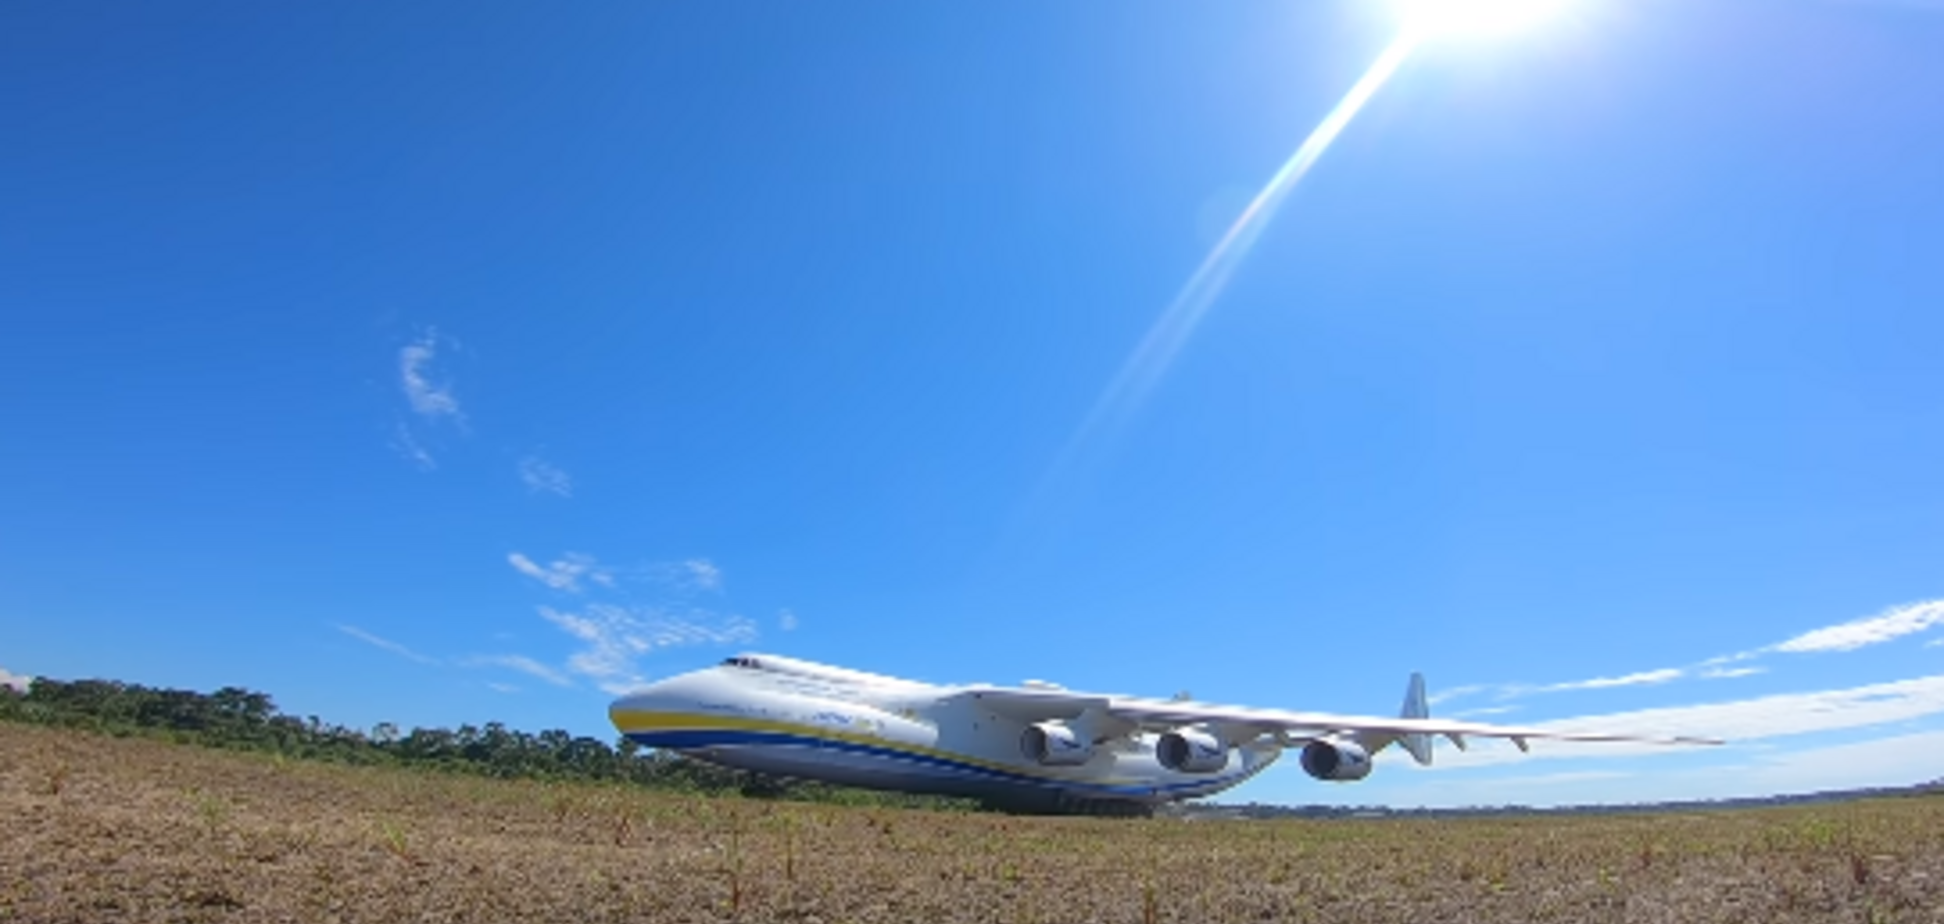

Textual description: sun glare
[1394,0,1568,39]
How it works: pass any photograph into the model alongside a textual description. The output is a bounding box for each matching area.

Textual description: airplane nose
[609,692,643,720]
[609,688,656,717]
[608,677,680,730]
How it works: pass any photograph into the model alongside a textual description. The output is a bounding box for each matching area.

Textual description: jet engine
[1019,722,1093,766]
[1156,728,1230,774]
[1299,737,1373,781]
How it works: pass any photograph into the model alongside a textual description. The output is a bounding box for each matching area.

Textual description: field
[5,723,1943,923]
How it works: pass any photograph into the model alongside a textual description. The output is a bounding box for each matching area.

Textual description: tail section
[1354,672,1436,766]
[1397,672,1433,766]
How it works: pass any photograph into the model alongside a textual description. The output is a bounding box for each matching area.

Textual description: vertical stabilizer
[1351,672,1436,766]
[1397,672,1433,766]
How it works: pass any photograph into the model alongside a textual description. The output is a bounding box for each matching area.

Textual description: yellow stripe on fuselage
[610,709,1162,786]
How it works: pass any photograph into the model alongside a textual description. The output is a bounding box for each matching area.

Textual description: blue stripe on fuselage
[626,728,1263,798]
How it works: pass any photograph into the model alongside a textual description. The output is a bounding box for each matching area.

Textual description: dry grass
[4,723,1943,923]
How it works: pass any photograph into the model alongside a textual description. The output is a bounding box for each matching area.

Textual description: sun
[1391,0,1569,40]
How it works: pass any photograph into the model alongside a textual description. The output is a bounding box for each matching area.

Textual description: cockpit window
[721,656,760,669]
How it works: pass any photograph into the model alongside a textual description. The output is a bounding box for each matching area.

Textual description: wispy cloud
[486,682,520,694]
[389,422,437,471]
[508,552,613,594]
[399,331,461,421]
[1712,728,1944,798]
[1532,668,1685,693]
[683,559,723,592]
[1324,597,1944,806]
[539,603,758,695]
[1437,598,1942,709]
[1441,668,1690,705]
[778,608,799,632]
[1368,727,1944,809]
[1699,651,1760,667]
[1426,684,1488,707]
[466,654,572,687]
[335,624,438,665]
[1432,673,1944,768]
[1769,599,1944,654]
[0,666,32,692]
[518,456,573,498]
[390,329,465,469]
[564,556,733,595]
[1702,665,1766,680]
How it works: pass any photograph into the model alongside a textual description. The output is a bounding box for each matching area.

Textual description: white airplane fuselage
[609,654,1279,813]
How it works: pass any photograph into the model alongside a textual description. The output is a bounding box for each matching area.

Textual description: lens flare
[1394,0,1568,39]
[1017,4,1574,554]
[1042,34,1420,489]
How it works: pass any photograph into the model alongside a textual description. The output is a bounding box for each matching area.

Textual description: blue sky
[3,0,1941,807]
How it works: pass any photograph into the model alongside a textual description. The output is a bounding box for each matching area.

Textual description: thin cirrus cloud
[497,549,759,693]
[1438,668,1689,705]
[508,551,728,596]
[1437,598,1943,707]
[465,654,573,688]
[518,456,573,498]
[390,330,465,470]
[1700,598,1944,663]
[1529,667,1686,694]
[539,603,758,696]
[1700,665,1767,680]
[389,424,437,472]
[1420,672,1944,770]
[1424,684,1489,707]
[507,552,613,594]
[1767,599,1944,654]
[399,332,461,421]
[334,621,583,692]
[682,559,723,592]
[1379,728,1944,809]
[626,558,726,593]
[335,624,438,665]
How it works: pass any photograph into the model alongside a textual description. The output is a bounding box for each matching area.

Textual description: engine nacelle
[1020,722,1094,766]
[1299,737,1373,782]
[1156,728,1231,774]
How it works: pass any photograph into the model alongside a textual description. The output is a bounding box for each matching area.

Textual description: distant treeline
[0,676,973,810]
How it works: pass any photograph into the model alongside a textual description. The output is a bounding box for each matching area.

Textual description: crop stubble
[3,723,1942,923]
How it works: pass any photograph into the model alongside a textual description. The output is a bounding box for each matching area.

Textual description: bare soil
[4,722,1942,923]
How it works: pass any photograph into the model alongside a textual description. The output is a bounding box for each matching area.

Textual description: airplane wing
[956,680,1720,758]
[1098,696,1721,748]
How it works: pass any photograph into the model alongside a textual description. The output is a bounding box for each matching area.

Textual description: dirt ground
[4,722,1942,923]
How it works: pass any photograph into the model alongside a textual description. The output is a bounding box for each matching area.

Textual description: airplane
[608,652,1720,815]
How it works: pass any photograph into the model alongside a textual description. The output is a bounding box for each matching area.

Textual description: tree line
[0,676,972,810]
